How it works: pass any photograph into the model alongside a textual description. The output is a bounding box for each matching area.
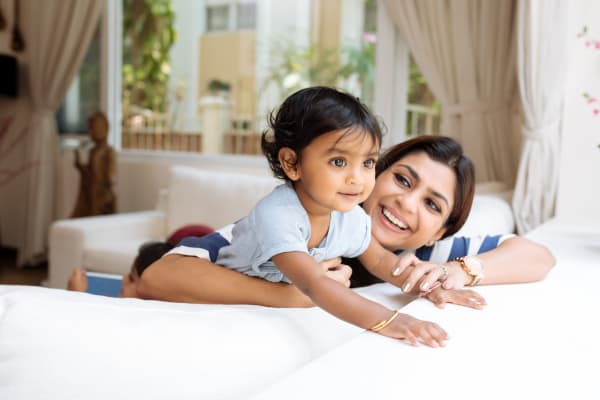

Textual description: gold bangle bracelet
[369,310,400,333]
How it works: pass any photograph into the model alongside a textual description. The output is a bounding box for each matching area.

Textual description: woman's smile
[381,206,409,230]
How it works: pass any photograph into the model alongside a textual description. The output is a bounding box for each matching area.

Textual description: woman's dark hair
[133,241,175,277]
[376,135,475,239]
[261,86,383,181]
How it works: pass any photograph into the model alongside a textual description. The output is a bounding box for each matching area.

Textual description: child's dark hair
[133,241,175,277]
[261,86,383,181]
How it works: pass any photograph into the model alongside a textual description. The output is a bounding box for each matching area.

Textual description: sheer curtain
[382,0,519,184]
[1,0,102,265]
[512,0,568,233]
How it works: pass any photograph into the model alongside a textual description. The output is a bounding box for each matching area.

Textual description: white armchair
[47,166,279,288]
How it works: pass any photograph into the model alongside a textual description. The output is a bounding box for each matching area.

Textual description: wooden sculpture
[71,112,116,218]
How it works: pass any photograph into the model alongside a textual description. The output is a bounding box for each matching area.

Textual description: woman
[137,136,555,309]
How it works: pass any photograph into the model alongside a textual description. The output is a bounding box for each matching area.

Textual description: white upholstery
[48,165,516,289]
[454,192,515,237]
[165,167,278,235]
[5,219,598,399]
[251,219,600,399]
[0,283,403,400]
[48,211,166,288]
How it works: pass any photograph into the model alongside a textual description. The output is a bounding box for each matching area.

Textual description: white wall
[556,0,600,224]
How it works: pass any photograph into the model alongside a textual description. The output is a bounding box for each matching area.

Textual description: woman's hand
[425,287,486,310]
[395,260,472,295]
[319,257,352,287]
[395,260,453,294]
[377,312,448,347]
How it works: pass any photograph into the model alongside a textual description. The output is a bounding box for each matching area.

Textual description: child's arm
[272,252,448,347]
[357,236,423,292]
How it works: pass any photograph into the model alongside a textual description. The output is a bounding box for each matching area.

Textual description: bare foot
[67,268,88,292]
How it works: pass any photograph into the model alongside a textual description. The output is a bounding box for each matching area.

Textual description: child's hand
[319,257,352,287]
[377,311,448,347]
[425,287,486,310]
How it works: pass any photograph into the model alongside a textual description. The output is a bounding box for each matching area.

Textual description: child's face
[291,129,379,215]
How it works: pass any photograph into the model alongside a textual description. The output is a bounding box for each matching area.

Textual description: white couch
[47,165,515,289]
[3,219,599,399]
[9,166,599,399]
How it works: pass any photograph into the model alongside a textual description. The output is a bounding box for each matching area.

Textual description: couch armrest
[47,211,166,289]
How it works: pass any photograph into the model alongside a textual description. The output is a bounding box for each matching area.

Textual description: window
[406,55,440,137]
[60,0,439,153]
[206,5,229,32]
[236,1,256,30]
[56,23,101,134]
[118,0,380,156]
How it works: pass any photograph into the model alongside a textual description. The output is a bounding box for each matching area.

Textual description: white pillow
[456,192,515,237]
[166,167,279,234]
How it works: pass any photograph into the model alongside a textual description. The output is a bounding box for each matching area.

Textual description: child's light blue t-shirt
[216,183,372,283]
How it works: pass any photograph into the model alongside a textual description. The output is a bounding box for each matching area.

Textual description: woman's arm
[473,236,555,285]
[402,235,556,293]
[137,254,353,308]
[137,254,315,307]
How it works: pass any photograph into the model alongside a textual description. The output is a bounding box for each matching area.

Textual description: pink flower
[596,42,600,49]
[362,32,377,44]
[586,41,591,47]
[588,97,597,104]
[594,109,599,116]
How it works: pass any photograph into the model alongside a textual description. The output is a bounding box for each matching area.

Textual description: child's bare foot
[67,268,88,292]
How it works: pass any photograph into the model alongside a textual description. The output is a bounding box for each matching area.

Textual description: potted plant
[207,79,231,98]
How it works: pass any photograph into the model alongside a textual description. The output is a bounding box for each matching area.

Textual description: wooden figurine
[71,112,116,218]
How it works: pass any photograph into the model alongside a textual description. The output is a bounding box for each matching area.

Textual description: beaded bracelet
[369,310,400,332]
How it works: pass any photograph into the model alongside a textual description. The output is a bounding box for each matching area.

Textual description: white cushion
[456,191,515,237]
[166,166,279,234]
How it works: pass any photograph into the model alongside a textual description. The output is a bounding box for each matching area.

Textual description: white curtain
[382,0,519,184]
[512,0,568,233]
[1,0,102,265]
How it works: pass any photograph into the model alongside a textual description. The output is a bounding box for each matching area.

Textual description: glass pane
[121,0,377,155]
[406,55,440,137]
[207,5,229,32]
[236,2,256,30]
[56,23,101,134]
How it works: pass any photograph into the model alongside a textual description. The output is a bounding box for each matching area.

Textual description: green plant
[122,0,176,115]
[208,79,231,93]
[261,40,339,97]
[261,36,376,108]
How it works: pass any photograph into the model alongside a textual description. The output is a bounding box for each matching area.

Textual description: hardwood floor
[0,247,48,286]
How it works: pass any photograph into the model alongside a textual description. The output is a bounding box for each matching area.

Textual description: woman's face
[362,152,456,251]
